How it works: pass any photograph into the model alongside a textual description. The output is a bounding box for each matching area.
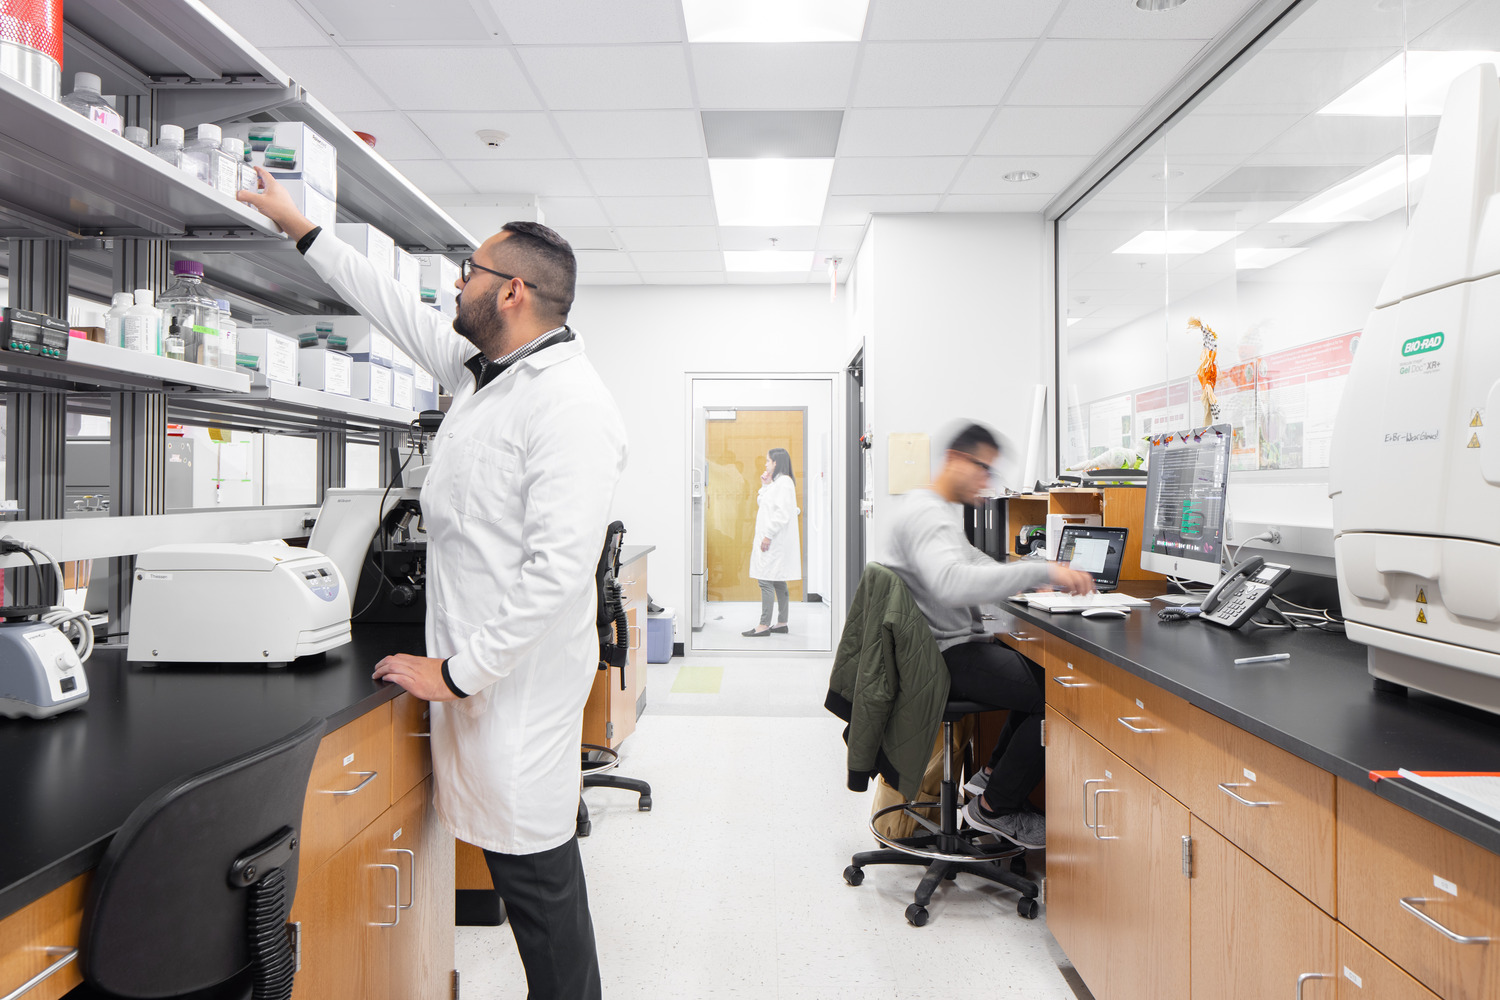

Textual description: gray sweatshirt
[884,488,1053,650]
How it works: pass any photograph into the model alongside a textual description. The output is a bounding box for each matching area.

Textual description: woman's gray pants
[758,579,789,627]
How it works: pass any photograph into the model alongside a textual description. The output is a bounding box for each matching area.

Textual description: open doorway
[689,377,834,653]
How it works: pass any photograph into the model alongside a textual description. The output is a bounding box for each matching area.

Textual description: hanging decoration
[1190,316,1221,426]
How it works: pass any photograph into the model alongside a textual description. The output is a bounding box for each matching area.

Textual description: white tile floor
[456,658,1086,1000]
[693,601,834,653]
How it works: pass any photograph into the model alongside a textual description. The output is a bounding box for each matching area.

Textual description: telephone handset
[1198,556,1293,629]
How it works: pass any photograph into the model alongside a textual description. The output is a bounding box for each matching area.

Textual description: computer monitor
[1140,423,1231,586]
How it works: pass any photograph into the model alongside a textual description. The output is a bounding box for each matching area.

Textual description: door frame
[685,373,844,658]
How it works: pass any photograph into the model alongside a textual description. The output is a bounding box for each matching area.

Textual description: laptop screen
[1056,525,1129,592]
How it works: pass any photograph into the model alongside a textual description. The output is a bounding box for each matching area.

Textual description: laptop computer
[1014,525,1147,611]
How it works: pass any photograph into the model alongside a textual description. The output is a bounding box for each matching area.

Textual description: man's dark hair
[500,221,577,323]
[948,422,999,456]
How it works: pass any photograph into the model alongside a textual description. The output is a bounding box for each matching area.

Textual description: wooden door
[1190,817,1337,1000]
[390,779,454,1000]
[1045,714,1110,998]
[705,409,805,601]
[291,825,390,1000]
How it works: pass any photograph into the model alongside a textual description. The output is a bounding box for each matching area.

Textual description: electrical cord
[0,537,95,661]
[351,445,419,621]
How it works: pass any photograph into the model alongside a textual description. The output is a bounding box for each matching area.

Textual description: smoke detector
[475,129,510,148]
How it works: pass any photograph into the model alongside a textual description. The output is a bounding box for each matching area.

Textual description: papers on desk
[1012,591,1150,613]
[1396,769,1500,823]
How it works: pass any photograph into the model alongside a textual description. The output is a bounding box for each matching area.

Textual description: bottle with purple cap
[156,260,220,366]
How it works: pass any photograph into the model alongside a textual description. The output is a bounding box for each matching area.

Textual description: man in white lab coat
[240,171,626,1000]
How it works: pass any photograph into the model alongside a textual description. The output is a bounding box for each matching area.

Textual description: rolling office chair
[843,698,1040,927]
[65,718,326,1000]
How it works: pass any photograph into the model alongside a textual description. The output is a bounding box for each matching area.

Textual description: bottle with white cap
[104,293,133,349]
[150,124,187,170]
[191,124,238,196]
[122,289,161,356]
[182,124,221,188]
[59,72,122,135]
[123,126,150,150]
[221,137,258,194]
[215,299,238,371]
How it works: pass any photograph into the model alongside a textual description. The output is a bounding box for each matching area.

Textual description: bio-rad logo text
[1399,331,1444,375]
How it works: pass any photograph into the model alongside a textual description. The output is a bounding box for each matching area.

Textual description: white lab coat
[748,475,801,581]
[305,234,627,855]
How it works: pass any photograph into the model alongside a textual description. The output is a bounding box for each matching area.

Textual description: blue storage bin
[646,609,674,663]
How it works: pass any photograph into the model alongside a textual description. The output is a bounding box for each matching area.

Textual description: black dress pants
[483,837,602,1000]
[941,639,1046,814]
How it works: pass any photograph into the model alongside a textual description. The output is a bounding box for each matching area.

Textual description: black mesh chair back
[77,718,326,999]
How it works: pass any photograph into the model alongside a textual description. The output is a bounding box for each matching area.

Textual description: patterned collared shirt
[462,325,574,390]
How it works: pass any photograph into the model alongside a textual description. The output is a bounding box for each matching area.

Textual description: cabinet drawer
[1188,705,1336,914]
[1338,778,1500,1000]
[391,693,433,802]
[1338,925,1441,1000]
[1094,661,1196,800]
[619,560,647,609]
[1044,641,1105,727]
[302,702,394,872]
[998,620,1049,667]
[0,875,87,1000]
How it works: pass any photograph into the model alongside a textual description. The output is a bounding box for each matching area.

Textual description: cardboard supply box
[300,348,352,396]
[239,327,299,384]
[413,367,438,412]
[336,224,395,283]
[392,370,414,410]
[416,254,460,318]
[223,122,337,200]
[395,249,422,296]
[279,179,336,232]
[389,343,414,374]
[353,361,393,406]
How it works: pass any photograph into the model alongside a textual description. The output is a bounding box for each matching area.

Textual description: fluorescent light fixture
[683,0,870,42]
[1321,51,1500,117]
[724,250,816,272]
[1271,155,1431,224]
[1235,247,1307,269]
[709,159,833,227]
[1112,230,1241,254]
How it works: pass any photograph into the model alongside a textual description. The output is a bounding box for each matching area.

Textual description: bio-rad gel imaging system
[1330,65,1500,713]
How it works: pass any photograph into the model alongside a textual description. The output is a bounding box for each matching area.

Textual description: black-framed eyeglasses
[955,452,994,476]
[460,258,537,288]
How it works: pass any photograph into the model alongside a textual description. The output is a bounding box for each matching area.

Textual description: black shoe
[770,624,789,633]
[742,627,771,637]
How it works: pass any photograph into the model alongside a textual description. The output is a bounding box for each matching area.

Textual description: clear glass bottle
[157,261,219,366]
[216,299,238,371]
[59,72,122,135]
[123,126,149,150]
[104,292,132,349]
[163,317,185,361]
[151,124,187,170]
[122,289,160,355]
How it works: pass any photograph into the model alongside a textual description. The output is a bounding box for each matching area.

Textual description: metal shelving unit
[0,339,250,394]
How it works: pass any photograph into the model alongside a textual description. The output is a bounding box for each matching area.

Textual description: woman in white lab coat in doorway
[744,447,801,637]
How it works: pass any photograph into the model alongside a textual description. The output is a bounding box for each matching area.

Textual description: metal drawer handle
[1082,778,1107,830]
[1092,788,1120,840]
[410,732,431,738]
[1296,972,1331,999]
[2,947,78,1000]
[392,848,416,909]
[324,770,378,796]
[1117,716,1163,734]
[628,625,642,650]
[372,864,401,927]
[1400,896,1492,944]
[1052,674,1087,688]
[1218,782,1275,808]
[1006,632,1039,641]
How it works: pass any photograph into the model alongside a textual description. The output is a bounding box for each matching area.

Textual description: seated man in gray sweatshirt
[884,423,1093,849]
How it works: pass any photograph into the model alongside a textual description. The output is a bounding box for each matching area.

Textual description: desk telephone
[1197,556,1292,629]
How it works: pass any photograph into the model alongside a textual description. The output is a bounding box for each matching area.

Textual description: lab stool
[842,699,1040,926]
[576,743,651,838]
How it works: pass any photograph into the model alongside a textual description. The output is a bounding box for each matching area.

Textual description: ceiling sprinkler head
[476,129,510,148]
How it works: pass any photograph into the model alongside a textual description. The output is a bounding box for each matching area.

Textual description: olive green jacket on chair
[825,563,950,801]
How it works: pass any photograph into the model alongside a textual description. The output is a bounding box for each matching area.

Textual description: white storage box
[396,249,422,295]
[389,343,414,374]
[278,179,336,231]
[336,223,395,281]
[239,327,299,384]
[353,361,393,406]
[300,348,352,396]
[413,367,438,411]
[392,370,414,410]
[416,254,460,318]
[223,122,337,200]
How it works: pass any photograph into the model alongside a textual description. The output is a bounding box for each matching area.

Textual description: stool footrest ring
[868,800,1026,863]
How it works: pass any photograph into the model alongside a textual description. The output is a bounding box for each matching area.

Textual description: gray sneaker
[963,799,1045,849]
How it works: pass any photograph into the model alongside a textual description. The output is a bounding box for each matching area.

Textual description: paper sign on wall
[887,433,931,494]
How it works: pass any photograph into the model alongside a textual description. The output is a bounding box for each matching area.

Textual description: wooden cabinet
[301,702,394,872]
[0,875,87,1000]
[1046,712,1110,994]
[391,692,434,801]
[1044,640,1105,727]
[1337,925,1442,1000]
[583,553,648,749]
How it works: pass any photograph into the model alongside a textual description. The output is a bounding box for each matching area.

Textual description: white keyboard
[1013,591,1149,612]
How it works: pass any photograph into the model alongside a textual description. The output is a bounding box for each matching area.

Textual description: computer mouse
[1081,607,1130,620]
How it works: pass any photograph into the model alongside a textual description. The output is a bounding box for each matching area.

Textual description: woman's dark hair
[768,447,795,483]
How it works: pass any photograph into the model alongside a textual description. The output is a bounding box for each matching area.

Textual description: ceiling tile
[1160,113,1305,158]
[938,193,1052,212]
[951,155,1092,195]
[822,195,941,226]
[616,226,720,251]
[632,251,725,272]
[577,272,644,284]
[302,0,490,42]
[337,112,440,159]
[575,250,637,272]
[261,46,391,112]
[692,43,858,108]
[866,0,1065,39]
[600,196,718,227]
[579,159,711,197]
[853,41,1032,107]
[702,110,843,158]
[411,111,568,159]
[728,272,814,283]
[552,227,621,250]
[518,45,693,110]
[1007,39,1206,106]
[718,227,820,251]
[1049,0,1257,39]
[202,0,329,47]
[387,160,475,196]
[977,106,1137,157]
[552,110,704,158]
[838,107,994,156]
[1258,115,1407,159]
[1197,46,1392,114]
[642,272,726,284]
[1277,0,1459,46]
[488,0,684,43]
[539,197,611,226]
[436,201,542,240]
[829,156,964,195]
[345,47,538,111]
[452,159,594,197]
[817,225,868,250]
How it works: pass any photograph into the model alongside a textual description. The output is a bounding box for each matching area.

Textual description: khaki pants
[871,715,976,839]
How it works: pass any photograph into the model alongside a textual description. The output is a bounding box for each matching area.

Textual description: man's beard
[452,289,502,353]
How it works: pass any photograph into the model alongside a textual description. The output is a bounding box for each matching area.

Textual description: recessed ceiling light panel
[724,250,816,272]
[1003,170,1039,183]
[1136,0,1190,10]
[1113,230,1242,254]
[683,0,870,42]
[709,159,834,227]
[1271,155,1431,224]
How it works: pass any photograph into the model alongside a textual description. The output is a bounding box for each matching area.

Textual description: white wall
[857,213,1051,561]
[570,284,851,628]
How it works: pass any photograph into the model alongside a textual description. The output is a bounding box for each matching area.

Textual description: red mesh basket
[1,0,65,67]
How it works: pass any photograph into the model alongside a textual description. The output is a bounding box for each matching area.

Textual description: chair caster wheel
[944,870,958,881]
[1011,856,1029,876]
[1018,897,1039,919]
[577,821,592,838]
[843,866,864,886]
[905,903,929,927]
[638,796,652,811]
